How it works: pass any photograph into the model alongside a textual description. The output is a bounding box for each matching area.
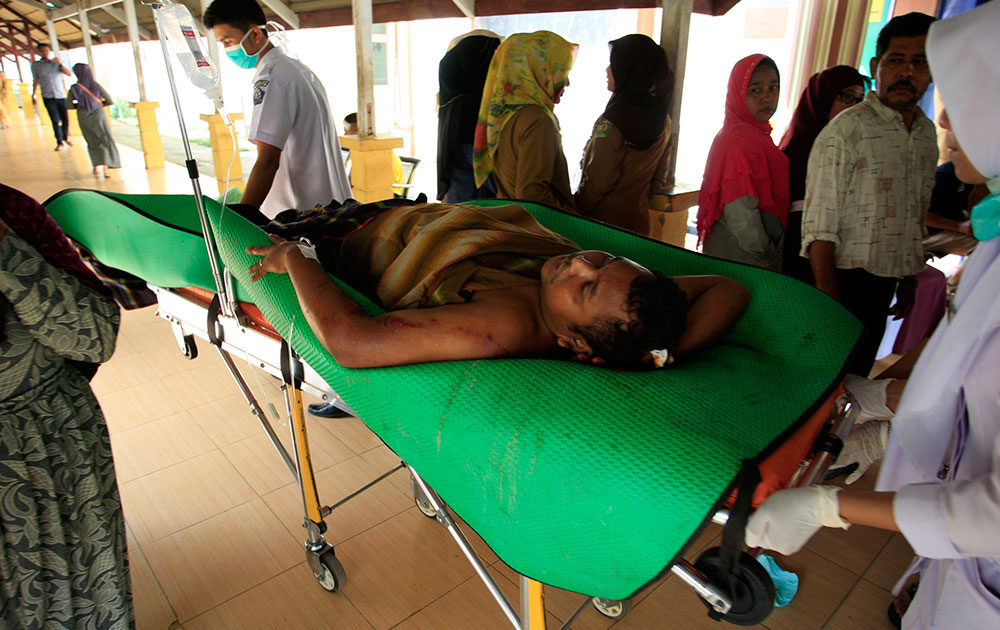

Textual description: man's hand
[245,234,301,281]
[807,240,839,301]
[891,278,917,320]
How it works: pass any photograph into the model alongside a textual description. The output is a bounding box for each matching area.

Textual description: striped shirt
[801,92,938,277]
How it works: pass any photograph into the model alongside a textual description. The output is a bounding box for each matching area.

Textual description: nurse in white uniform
[744,3,1000,629]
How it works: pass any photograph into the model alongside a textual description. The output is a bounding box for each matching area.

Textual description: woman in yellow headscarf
[473,31,578,211]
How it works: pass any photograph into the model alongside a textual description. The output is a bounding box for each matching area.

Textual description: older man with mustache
[800,12,938,375]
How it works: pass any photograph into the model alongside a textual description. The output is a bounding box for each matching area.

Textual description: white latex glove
[745,486,850,555]
[833,420,890,484]
[842,375,895,423]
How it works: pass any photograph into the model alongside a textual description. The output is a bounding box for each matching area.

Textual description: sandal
[888,582,918,629]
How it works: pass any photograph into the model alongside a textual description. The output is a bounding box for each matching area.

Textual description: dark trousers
[836,268,899,376]
[42,97,69,144]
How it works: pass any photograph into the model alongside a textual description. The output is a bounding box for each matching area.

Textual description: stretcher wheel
[315,549,346,592]
[181,334,198,360]
[410,474,439,518]
[693,548,774,626]
[591,597,632,619]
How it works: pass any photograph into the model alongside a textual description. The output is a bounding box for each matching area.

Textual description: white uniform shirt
[249,48,351,218]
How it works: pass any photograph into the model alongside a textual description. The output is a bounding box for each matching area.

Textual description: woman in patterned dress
[0,184,132,629]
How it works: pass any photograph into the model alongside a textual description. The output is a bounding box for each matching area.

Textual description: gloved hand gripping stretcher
[44,189,863,628]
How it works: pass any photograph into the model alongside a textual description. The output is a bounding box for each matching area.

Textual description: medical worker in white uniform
[204,0,351,218]
[745,3,1000,628]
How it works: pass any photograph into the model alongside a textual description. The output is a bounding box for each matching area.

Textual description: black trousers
[42,97,69,144]
[836,268,899,376]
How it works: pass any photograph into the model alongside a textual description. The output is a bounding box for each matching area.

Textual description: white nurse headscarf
[927,0,1000,179]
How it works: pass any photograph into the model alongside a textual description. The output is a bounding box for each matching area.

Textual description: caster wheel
[315,549,346,592]
[410,474,438,518]
[694,547,775,626]
[182,334,198,360]
[591,597,632,619]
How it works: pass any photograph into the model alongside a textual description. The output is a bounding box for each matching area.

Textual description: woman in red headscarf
[779,65,868,282]
[696,54,790,271]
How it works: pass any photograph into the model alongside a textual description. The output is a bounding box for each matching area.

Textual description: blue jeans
[42,97,69,144]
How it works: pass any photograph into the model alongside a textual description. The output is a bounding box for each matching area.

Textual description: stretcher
[45,189,863,628]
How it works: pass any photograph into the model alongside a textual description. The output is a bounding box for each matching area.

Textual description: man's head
[36,42,51,59]
[204,0,268,67]
[539,251,688,370]
[344,113,359,135]
[870,12,935,113]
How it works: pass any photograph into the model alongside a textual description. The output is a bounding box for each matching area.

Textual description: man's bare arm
[808,240,839,300]
[671,275,750,358]
[241,141,282,208]
[247,238,533,367]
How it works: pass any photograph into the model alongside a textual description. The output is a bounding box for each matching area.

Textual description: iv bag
[154,1,222,102]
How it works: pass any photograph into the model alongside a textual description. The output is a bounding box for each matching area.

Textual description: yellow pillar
[200,112,245,195]
[18,84,35,117]
[339,134,404,202]
[130,101,164,169]
[649,182,700,248]
[4,79,17,114]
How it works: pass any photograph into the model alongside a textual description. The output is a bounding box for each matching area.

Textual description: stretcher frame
[150,273,860,629]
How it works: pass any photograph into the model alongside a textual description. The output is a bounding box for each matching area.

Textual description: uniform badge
[253,79,270,105]
[595,119,611,138]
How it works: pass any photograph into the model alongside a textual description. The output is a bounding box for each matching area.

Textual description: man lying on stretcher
[243,200,749,369]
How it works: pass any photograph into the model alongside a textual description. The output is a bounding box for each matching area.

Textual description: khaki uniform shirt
[492,105,575,212]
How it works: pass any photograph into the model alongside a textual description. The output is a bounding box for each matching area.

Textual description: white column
[352,0,374,137]
[660,0,692,187]
[46,16,60,56]
[78,2,96,69]
[122,0,146,100]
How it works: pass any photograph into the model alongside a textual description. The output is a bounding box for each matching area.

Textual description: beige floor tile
[805,523,893,577]
[336,509,481,629]
[91,351,163,397]
[120,450,256,546]
[188,393,270,448]
[128,543,180,630]
[160,362,245,410]
[760,549,858,630]
[181,563,373,630]
[491,562,601,630]
[314,412,385,454]
[393,566,538,630]
[824,578,897,630]
[864,533,915,592]
[359,443,412,497]
[222,432,301,496]
[111,411,216,483]
[261,455,413,546]
[142,499,302,623]
[97,379,193,433]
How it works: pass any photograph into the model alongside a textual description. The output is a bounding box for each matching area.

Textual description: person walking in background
[436,30,501,203]
[474,31,577,212]
[778,65,868,283]
[575,34,672,235]
[67,63,121,178]
[0,70,11,130]
[697,54,789,271]
[204,0,350,218]
[30,42,72,150]
[0,184,132,630]
[801,13,937,375]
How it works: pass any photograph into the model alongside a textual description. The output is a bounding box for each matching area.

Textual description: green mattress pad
[46,191,861,599]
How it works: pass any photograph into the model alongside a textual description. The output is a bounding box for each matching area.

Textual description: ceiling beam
[450,0,473,18]
[49,0,119,21]
[0,0,73,47]
[258,0,300,29]
[100,3,149,38]
[6,0,50,11]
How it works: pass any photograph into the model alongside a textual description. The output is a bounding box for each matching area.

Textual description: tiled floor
[2,108,912,629]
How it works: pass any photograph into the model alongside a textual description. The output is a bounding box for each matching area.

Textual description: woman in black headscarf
[575,34,672,235]
[436,31,501,202]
